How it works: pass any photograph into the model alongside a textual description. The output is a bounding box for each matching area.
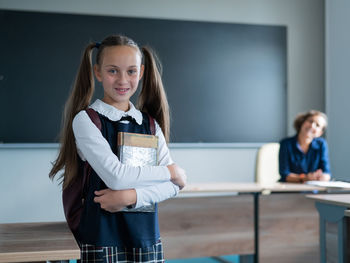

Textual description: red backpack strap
[147,114,156,135]
[62,108,102,234]
[82,108,102,197]
[86,108,102,131]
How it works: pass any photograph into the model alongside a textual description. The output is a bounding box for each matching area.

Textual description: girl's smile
[115,87,131,95]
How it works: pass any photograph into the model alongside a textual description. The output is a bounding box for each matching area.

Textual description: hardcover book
[117,132,158,212]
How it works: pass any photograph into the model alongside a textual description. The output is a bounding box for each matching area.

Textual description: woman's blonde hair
[49,35,170,189]
[293,110,328,134]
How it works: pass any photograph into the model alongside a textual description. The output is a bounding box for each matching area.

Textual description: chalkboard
[0,10,286,143]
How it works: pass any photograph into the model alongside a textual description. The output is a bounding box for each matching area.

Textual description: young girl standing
[49,35,186,263]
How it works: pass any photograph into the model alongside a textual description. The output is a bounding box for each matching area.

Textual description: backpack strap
[82,108,102,199]
[86,108,102,131]
[147,114,156,135]
[62,108,102,234]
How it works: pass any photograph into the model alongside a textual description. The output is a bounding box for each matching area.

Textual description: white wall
[0,0,325,134]
[0,146,65,223]
[0,144,259,223]
[170,144,259,183]
[325,0,350,181]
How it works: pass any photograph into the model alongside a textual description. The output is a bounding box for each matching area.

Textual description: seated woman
[279,110,331,183]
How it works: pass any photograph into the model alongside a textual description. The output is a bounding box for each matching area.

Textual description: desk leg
[253,192,259,263]
[319,216,326,263]
[338,218,345,263]
[212,192,257,263]
[315,202,348,263]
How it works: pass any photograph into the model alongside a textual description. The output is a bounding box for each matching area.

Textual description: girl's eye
[128,69,137,75]
[109,69,118,74]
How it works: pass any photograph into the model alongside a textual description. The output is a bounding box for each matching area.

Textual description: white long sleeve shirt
[72,99,179,208]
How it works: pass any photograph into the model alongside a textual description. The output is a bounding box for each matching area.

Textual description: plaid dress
[75,107,166,263]
[80,239,164,263]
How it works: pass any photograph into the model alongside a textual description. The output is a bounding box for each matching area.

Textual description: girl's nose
[118,72,128,84]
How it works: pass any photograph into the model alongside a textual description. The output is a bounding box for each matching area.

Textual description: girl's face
[94,45,144,111]
[299,115,326,139]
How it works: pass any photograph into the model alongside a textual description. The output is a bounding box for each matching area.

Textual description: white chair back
[256,143,280,185]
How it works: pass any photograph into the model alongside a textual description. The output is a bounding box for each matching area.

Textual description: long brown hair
[139,46,170,142]
[49,35,170,189]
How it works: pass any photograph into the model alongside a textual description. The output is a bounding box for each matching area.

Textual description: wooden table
[160,182,262,263]
[0,183,339,263]
[307,194,350,263]
[160,182,330,263]
[259,183,327,263]
[159,182,329,263]
[262,182,326,192]
[182,182,263,193]
[0,221,80,263]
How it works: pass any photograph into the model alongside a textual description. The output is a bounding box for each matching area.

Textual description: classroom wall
[0,146,64,223]
[325,0,350,181]
[0,144,260,223]
[0,0,328,222]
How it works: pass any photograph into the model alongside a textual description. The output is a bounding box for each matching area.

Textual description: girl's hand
[94,189,136,213]
[167,163,187,190]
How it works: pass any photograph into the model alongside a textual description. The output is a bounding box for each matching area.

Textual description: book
[117,132,158,212]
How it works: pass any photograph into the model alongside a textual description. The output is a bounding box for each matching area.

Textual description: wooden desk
[307,194,350,263]
[159,182,262,263]
[262,182,326,192]
[159,182,328,263]
[0,221,80,263]
[256,183,326,263]
[182,182,263,193]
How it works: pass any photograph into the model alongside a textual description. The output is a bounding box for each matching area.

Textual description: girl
[49,34,186,262]
[279,110,331,183]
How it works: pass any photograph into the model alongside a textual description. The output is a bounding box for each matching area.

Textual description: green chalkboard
[0,10,286,143]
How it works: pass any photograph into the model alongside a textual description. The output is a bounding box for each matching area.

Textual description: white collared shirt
[72,99,179,208]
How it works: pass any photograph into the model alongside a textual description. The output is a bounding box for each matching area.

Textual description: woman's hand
[167,163,187,190]
[305,169,330,181]
[94,189,136,213]
[286,173,305,183]
[318,173,331,181]
[306,169,321,181]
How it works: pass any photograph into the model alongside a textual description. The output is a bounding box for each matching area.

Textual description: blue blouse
[278,136,331,182]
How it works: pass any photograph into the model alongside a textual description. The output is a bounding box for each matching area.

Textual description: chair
[255,143,280,185]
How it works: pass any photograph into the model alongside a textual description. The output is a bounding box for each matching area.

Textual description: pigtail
[139,46,170,142]
[49,42,96,189]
